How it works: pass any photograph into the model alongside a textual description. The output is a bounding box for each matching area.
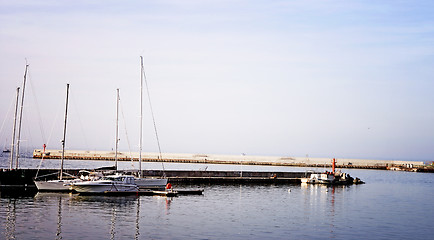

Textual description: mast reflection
[5,199,16,239]
[135,198,140,240]
[56,196,63,240]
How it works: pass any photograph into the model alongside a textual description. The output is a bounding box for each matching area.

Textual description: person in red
[165,183,172,192]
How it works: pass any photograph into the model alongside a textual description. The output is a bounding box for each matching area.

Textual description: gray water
[1,154,433,239]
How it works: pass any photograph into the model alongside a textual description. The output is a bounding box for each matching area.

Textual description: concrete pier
[0,168,307,189]
[33,149,427,170]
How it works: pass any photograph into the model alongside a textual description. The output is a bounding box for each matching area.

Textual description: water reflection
[110,206,116,240]
[0,187,37,198]
[56,196,62,240]
[300,183,347,238]
[135,197,140,240]
[70,194,139,206]
[5,199,16,239]
[165,198,172,214]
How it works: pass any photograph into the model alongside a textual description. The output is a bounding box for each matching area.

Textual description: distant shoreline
[32,149,432,172]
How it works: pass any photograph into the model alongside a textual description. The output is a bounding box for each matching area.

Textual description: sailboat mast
[15,64,29,169]
[10,87,20,170]
[139,56,144,178]
[115,88,119,171]
[60,83,70,180]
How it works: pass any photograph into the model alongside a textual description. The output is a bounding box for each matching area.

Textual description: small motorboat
[301,172,335,184]
[300,158,363,185]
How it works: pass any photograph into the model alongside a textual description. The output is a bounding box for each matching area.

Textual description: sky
[1,0,433,161]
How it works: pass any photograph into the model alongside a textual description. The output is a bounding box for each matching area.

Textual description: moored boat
[34,84,73,192]
[34,179,79,192]
[301,172,335,184]
[71,174,138,194]
[300,158,364,185]
[135,177,167,190]
[135,56,168,189]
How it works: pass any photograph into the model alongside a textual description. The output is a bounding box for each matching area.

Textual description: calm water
[1,153,433,239]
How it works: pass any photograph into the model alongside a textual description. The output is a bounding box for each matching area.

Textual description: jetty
[0,168,309,189]
[33,149,428,171]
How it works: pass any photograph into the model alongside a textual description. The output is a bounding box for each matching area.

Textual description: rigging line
[27,69,47,144]
[142,65,166,174]
[70,93,89,150]
[35,144,46,179]
[46,101,62,147]
[21,115,33,154]
[0,93,16,140]
[118,96,135,167]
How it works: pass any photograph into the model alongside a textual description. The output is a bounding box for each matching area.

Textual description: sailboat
[2,147,10,153]
[34,84,79,191]
[71,89,139,194]
[134,56,167,190]
[2,139,10,153]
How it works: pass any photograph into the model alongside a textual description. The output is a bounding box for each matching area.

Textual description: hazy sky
[1,0,433,161]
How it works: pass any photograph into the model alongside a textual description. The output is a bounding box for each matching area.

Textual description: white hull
[35,180,75,191]
[302,173,335,184]
[71,175,139,193]
[135,178,167,190]
[72,183,138,193]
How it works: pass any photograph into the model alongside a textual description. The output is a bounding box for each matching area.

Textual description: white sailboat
[71,89,138,194]
[71,90,139,194]
[35,84,77,191]
[135,56,167,190]
[71,174,138,194]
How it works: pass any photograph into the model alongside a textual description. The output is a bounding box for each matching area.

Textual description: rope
[119,96,135,168]
[35,97,63,178]
[28,70,47,144]
[34,170,58,179]
[35,170,78,180]
[46,103,61,146]
[70,94,89,149]
[35,150,44,178]
[0,93,15,143]
[142,64,166,175]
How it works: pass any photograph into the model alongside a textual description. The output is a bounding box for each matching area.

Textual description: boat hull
[135,178,167,190]
[72,182,138,193]
[301,173,335,184]
[34,180,74,192]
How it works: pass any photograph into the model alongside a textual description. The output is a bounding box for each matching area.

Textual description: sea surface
[0,153,433,239]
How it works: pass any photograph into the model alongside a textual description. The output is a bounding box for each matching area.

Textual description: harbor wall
[0,169,306,188]
[33,149,426,170]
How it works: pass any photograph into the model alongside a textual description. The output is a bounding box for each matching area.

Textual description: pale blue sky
[1,0,433,161]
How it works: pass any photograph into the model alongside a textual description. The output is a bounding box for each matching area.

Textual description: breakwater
[33,149,429,171]
[0,168,307,188]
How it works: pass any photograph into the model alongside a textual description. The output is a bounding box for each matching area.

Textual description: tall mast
[15,64,29,168]
[115,88,119,171]
[60,84,70,180]
[139,56,144,178]
[10,87,20,170]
